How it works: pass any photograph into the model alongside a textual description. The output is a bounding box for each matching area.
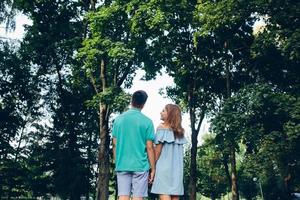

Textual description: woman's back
[151,128,187,195]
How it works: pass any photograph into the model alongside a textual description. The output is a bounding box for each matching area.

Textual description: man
[112,90,156,200]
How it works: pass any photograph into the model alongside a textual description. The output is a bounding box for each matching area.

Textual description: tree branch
[89,74,99,94]
[100,58,107,90]
[196,111,205,134]
[116,62,133,87]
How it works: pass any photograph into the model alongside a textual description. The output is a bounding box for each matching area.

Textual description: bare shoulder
[157,123,170,129]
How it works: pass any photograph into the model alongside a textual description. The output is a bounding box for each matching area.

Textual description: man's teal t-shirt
[112,108,155,172]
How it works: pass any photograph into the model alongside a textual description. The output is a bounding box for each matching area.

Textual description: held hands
[149,168,155,184]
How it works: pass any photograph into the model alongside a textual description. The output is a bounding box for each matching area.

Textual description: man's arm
[146,140,155,183]
[112,137,117,162]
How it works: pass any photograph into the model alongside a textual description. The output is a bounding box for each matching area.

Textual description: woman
[151,104,187,200]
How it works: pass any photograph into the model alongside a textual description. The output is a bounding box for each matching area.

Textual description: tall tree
[13,0,100,198]
[196,1,300,198]
[78,1,152,198]
[130,1,224,199]
[195,0,257,199]
[0,41,40,197]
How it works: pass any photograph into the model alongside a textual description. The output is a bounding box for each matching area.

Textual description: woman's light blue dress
[151,128,187,195]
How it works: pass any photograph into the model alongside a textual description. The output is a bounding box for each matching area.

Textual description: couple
[112,90,187,200]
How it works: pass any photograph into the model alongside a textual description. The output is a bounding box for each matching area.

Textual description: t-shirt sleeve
[146,121,155,141]
[112,119,118,138]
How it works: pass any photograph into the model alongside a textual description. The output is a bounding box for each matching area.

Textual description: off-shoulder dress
[151,128,187,195]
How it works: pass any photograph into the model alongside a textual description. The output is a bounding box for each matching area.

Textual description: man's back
[112,108,155,171]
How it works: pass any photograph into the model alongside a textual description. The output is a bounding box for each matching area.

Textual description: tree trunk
[115,174,118,200]
[96,104,110,200]
[96,58,110,200]
[222,155,232,188]
[283,168,292,199]
[188,103,205,200]
[231,146,239,200]
[224,45,239,200]
[188,127,198,200]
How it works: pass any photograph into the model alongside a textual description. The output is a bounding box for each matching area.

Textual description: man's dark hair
[131,90,148,108]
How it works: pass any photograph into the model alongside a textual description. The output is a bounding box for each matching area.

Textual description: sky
[1,14,211,143]
[0,14,32,40]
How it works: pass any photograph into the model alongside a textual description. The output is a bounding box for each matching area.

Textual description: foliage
[1,0,100,198]
[0,41,40,196]
[197,134,228,199]
[212,84,300,199]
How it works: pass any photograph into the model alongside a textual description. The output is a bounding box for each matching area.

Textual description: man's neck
[131,106,142,110]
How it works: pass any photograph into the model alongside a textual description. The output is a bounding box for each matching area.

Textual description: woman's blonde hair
[164,104,184,137]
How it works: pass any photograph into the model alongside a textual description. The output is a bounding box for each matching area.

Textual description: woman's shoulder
[157,123,171,130]
[155,124,188,145]
[155,124,174,144]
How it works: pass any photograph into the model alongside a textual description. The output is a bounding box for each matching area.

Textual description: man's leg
[132,171,149,200]
[119,196,130,200]
[171,195,179,200]
[117,172,132,200]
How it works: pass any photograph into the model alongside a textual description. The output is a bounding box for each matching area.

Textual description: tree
[130,1,226,199]
[212,84,300,199]
[197,1,300,198]
[197,134,228,200]
[13,0,100,198]
[0,41,40,197]
[195,0,261,198]
[78,1,152,198]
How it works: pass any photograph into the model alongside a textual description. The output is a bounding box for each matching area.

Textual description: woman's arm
[154,143,163,162]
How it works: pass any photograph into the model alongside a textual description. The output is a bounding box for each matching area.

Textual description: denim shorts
[117,171,149,197]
